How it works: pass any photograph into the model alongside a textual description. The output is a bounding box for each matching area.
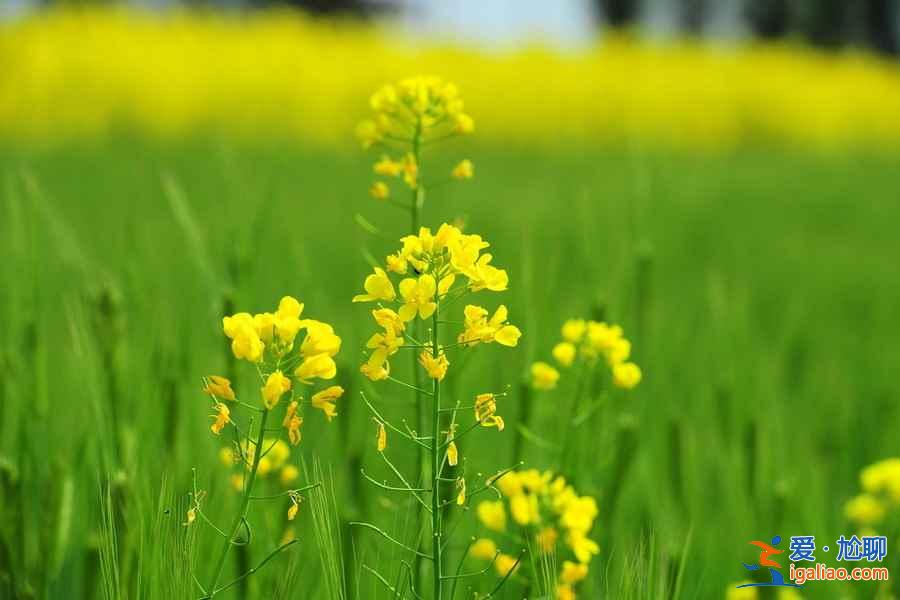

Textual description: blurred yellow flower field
[2,8,900,151]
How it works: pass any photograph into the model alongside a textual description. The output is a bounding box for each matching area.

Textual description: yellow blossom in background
[567,530,600,564]
[311,386,344,421]
[451,159,474,180]
[369,181,390,200]
[860,458,900,501]
[476,500,507,532]
[557,584,576,600]
[552,342,577,367]
[473,469,600,596]
[536,527,559,553]
[4,12,900,152]
[846,457,900,530]
[203,375,236,401]
[374,155,402,176]
[537,316,642,392]
[726,584,759,600]
[280,464,299,485]
[469,538,497,560]
[219,447,235,466]
[845,494,886,525]
[531,361,560,390]
[510,492,539,525]
[560,560,588,584]
[612,362,642,389]
[261,370,291,410]
[561,319,586,343]
[494,554,519,577]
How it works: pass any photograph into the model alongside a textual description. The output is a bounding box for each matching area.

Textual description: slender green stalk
[204,408,269,597]
[430,303,443,600]
[409,118,429,596]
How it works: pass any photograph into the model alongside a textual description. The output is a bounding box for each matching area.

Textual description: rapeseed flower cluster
[351,108,521,595]
[212,296,343,429]
[4,10,900,152]
[845,458,900,530]
[197,296,341,596]
[531,318,641,391]
[358,75,475,202]
[472,470,599,599]
[354,223,520,383]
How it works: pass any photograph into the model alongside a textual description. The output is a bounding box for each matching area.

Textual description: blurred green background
[4,1,900,598]
[3,135,900,598]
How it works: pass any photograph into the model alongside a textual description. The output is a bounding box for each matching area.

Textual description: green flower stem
[409,118,429,597]
[204,407,269,598]
[430,303,443,600]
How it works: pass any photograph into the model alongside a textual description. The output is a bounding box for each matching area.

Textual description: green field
[3,138,900,599]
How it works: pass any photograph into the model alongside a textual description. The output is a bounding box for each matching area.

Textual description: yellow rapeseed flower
[447,441,459,466]
[369,181,389,200]
[451,159,474,180]
[261,370,291,410]
[510,493,540,525]
[557,584,576,600]
[311,385,344,421]
[475,393,504,430]
[561,319,587,343]
[458,305,521,347]
[477,500,507,532]
[419,349,449,381]
[210,402,230,435]
[456,477,466,505]
[469,538,498,560]
[376,420,387,452]
[552,342,577,368]
[531,361,560,390]
[494,554,519,577]
[223,313,265,362]
[612,362,642,389]
[374,155,402,176]
[566,530,600,564]
[295,351,337,383]
[203,375,236,401]
[560,560,588,584]
[282,402,303,446]
[536,527,559,553]
[398,274,437,321]
[845,494,885,525]
[280,464,299,485]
